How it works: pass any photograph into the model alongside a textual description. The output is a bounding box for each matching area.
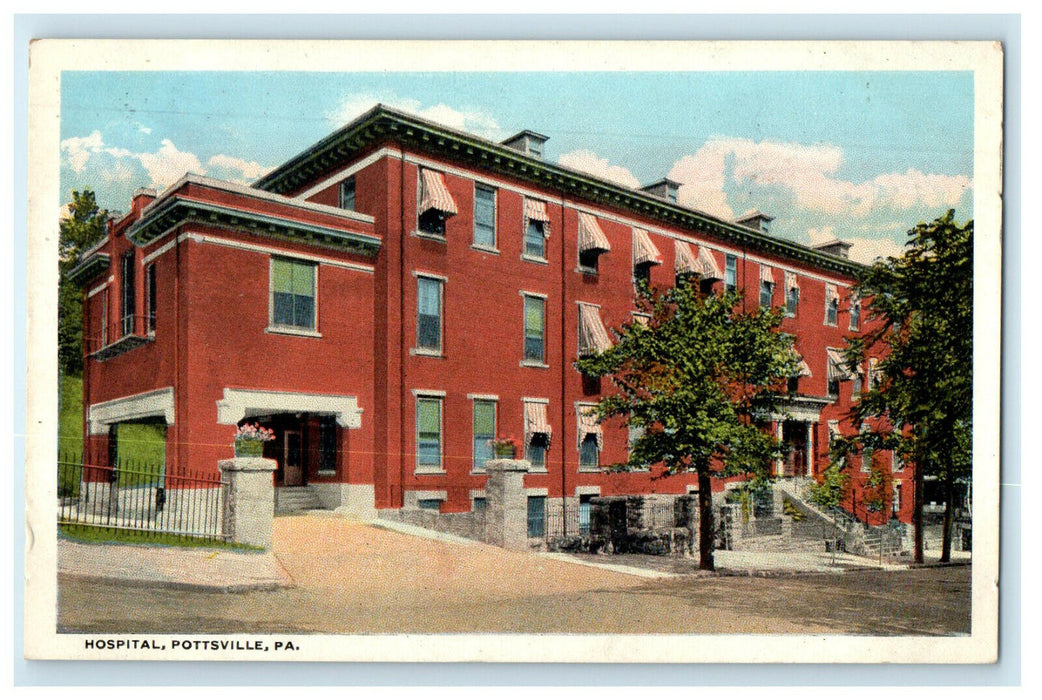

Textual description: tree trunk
[697,469,715,571]
[940,466,955,563]
[912,455,924,564]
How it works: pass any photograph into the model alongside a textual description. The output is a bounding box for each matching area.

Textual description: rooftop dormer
[501,130,549,160]
[736,209,774,234]
[811,239,853,259]
[640,178,680,203]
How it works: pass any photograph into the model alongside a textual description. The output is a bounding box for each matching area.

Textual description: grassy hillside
[59,374,166,467]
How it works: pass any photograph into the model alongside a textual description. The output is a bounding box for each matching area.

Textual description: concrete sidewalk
[58,539,293,592]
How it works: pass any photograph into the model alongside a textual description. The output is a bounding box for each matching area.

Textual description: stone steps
[275,487,323,515]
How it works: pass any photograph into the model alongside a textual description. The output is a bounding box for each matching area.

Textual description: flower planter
[234,440,265,458]
[494,447,517,459]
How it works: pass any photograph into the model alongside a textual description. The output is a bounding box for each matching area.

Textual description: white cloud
[138,126,152,135]
[207,154,272,184]
[807,226,838,246]
[667,136,972,221]
[60,131,105,174]
[845,237,907,265]
[557,150,641,189]
[135,139,203,190]
[327,93,503,140]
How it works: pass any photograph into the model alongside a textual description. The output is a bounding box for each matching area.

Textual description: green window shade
[291,263,314,295]
[525,297,544,333]
[418,399,441,432]
[473,401,495,434]
[271,259,294,293]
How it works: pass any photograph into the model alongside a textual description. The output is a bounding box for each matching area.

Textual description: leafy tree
[808,462,850,511]
[841,210,972,563]
[59,190,108,377]
[574,282,799,571]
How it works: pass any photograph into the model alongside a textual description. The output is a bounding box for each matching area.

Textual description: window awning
[576,404,604,449]
[785,270,799,291]
[826,347,854,381]
[697,246,723,280]
[524,401,552,446]
[827,420,841,441]
[794,355,813,377]
[825,283,839,304]
[868,357,880,387]
[674,240,699,274]
[418,169,458,216]
[578,212,611,253]
[578,303,613,355]
[632,228,662,266]
[760,264,775,285]
[524,198,551,236]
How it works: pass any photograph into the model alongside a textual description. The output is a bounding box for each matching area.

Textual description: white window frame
[472,183,498,252]
[415,393,445,474]
[471,397,498,473]
[414,273,445,356]
[521,292,548,367]
[268,256,320,337]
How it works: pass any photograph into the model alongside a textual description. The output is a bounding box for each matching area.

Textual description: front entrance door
[283,430,304,486]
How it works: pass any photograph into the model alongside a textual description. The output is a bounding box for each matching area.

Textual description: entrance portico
[772,396,831,479]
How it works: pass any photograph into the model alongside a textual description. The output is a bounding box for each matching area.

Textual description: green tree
[59,190,108,377]
[842,210,972,563]
[574,282,799,571]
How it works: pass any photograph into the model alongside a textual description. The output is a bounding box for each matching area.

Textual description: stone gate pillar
[483,459,530,551]
[220,457,277,549]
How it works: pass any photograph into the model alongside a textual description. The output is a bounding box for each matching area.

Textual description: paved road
[58,516,971,635]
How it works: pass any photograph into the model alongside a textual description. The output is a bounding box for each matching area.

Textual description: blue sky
[60,70,974,263]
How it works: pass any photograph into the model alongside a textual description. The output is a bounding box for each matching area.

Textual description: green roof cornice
[255,105,862,276]
[67,252,110,286]
[125,197,382,258]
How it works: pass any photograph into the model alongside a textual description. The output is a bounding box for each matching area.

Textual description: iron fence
[57,452,227,543]
[544,499,587,540]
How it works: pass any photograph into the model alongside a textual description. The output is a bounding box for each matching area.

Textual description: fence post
[219,457,277,549]
[483,459,529,551]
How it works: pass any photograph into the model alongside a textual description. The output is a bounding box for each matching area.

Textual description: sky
[59,70,974,264]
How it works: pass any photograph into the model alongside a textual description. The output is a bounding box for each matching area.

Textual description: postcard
[24,39,1002,663]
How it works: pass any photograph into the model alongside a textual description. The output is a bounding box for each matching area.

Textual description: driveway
[57,515,971,635]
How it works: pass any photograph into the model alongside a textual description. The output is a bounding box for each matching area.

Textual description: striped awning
[578,303,613,356]
[632,228,662,266]
[759,264,775,285]
[827,347,854,381]
[825,283,839,304]
[576,404,604,449]
[796,356,813,377]
[827,420,841,442]
[524,401,552,446]
[785,270,799,291]
[697,246,723,280]
[578,212,611,253]
[524,198,551,237]
[418,168,458,217]
[868,357,880,387]
[674,240,699,274]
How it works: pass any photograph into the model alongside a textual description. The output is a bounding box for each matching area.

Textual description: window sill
[576,266,598,276]
[411,348,445,358]
[415,468,447,476]
[522,255,549,265]
[520,360,550,369]
[527,467,549,474]
[471,244,499,255]
[315,470,336,477]
[411,230,447,243]
[578,467,603,474]
[266,326,322,338]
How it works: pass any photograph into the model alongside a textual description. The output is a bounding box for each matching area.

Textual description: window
[526,434,549,469]
[416,396,443,471]
[145,263,156,334]
[527,496,546,537]
[579,249,600,272]
[852,370,863,398]
[759,280,774,308]
[270,258,316,331]
[632,228,662,288]
[849,298,861,330]
[339,177,356,211]
[473,184,496,249]
[472,399,496,471]
[893,452,904,472]
[578,303,612,357]
[633,263,652,287]
[120,250,135,336]
[825,284,839,326]
[525,219,546,259]
[785,272,799,317]
[416,276,443,353]
[578,213,611,273]
[417,498,441,510]
[417,168,457,238]
[861,428,873,472]
[579,434,599,469]
[892,482,902,514]
[579,495,593,535]
[472,497,487,511]
[523,295,545,363]
[787,375,800,394]
[725,254,738,292]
